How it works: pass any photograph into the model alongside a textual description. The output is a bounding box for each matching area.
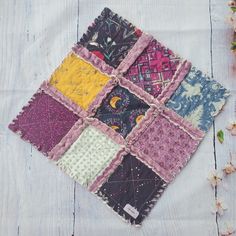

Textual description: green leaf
[232,41,236,46]
[217,130,224,144]
[231,6,236,12]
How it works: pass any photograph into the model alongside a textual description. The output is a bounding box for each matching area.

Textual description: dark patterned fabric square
[96,153,167,225]
[79,7,142,68]
[94,85,149,138]
[124,39,181,97]
[9,91,79,155]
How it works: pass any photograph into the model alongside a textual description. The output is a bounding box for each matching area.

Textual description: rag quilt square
[57,125,121,187]
[96,153,167,225]
[128,107,203,182]
[166,66,230,132]
[8,7,230,226]
[94,85,150,138]
[9,90,79,155]
[49,53,111,110]
[124,39,181,98]
[78,7,142,69]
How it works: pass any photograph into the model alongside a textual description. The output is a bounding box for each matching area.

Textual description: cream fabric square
[56,125,120,187]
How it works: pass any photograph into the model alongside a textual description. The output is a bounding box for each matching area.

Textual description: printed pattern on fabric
[96,153,167,225]
[131,113,200,182]
[166,66,230,132]
[50,53,111,110]
[8,7,230,227]
[57,126,121,187]
[79,7,141,68]
[8,91,79,155]
[94,85,149,138]
[124,39,181,98]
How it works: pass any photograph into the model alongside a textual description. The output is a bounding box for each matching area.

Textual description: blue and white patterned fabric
[166,66,230,132]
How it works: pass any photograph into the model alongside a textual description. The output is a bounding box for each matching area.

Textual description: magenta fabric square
[130,109,201,182]
[124,39,181,98]
[9,91,79,155]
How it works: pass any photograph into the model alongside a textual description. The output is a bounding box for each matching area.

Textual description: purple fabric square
[9,91,79,155]
[96,153,167,225]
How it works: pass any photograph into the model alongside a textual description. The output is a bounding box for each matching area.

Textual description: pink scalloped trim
[48,119,87,161]
[115,33,153,74]
[161,107,205,140]
[158,60,192,103]
[40,81,88,118]
[119,76,157,106]
[89,148,128,192]
[72,44,114,76]
[87,79,117,116]
[85,118,125,146]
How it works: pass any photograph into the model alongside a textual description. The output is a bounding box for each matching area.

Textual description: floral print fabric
[166,66,230,132]
[79,7,141,68]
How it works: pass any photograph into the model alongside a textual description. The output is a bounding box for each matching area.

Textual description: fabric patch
[124,39,181,98]
[9,91,79,155]
[96,153,167,225]
[131,112,200,182]
[57,126,120,187]
[49,53,111,110]
[79,7,141,68]
[94,85,149,138]
[166,66,230,132]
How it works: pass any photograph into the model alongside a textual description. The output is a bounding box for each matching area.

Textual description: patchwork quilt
[9,7,230,226]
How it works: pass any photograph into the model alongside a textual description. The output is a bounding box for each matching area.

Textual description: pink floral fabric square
[130,109,201,182]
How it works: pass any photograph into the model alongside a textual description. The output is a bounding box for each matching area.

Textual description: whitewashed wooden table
[0,0,235,235]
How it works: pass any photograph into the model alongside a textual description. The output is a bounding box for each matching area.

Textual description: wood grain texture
[0,0,235,235]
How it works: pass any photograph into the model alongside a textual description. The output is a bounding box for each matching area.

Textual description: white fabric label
[123,204,139,219]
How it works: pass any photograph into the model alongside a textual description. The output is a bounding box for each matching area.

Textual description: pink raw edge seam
[72,44,114,76]
[85,117,126,146]
[115,33,153,74]
[158,60,192,103]
[119,76,159,106]
[87,79,117,116]
[40,81,88,119]
[161,107,205,140]
[48,119,87,161]
[88,148,128,192]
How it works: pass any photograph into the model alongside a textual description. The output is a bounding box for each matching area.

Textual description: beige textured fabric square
[56,125,121,187]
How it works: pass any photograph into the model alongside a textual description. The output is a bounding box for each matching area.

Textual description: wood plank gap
[209,0,220,235]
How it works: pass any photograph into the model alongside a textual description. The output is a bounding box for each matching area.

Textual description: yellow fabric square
[49,53,111,110]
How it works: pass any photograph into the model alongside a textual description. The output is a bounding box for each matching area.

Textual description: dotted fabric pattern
[57,126,120,187]
[97,153,167,225]
[131,113,200,182]
[50,53,111,110]
[8,7,229,226]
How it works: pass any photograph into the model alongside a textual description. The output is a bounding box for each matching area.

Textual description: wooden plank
[0,0,78,235]
[75,1,217,235]
[211,0,236,234]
